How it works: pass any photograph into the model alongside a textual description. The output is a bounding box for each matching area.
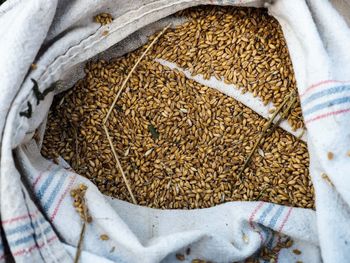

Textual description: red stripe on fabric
[301,80,350,97]
[33,164,54,188]
[248,202,265,245]
[50,175,77,221]
[12,236,58,257]
[275,207,293,263]
[249,202,265,224]
[305,108,350,124]
[2,211,39,225]
[277,207,293,233]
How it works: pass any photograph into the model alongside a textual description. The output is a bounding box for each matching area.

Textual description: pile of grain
[94,13,113,25]
[154,7,303,130]
[42,6,314,209]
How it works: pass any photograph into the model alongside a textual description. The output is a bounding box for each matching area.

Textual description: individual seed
[176,253,185,261]
[293,249,302,255]
[327,152,334,160]
[100,234,110,241]
[144,148,154,157]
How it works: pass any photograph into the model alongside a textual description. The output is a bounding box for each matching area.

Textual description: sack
[0,0,350,262]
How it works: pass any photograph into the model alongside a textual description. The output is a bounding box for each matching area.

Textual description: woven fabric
[0,0,349,262]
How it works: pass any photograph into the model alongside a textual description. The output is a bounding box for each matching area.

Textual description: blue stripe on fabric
[303,85,350,106]
[36,166,61,200]
[7,218,46,236]
[9,226,52,247]
[267,231,276,249]
[42,173,67,213]
[269,206,285,229]
[259,225,271,244]
[304,96,350,116]
[257,203,274,224]
[265,228,273,247]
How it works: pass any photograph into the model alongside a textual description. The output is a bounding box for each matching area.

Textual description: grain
[42,6,314,210]
[327,151,334,160]
[293,249,302,255]
[250,235,293,262]
[70,184,92,223]
[176,254,185,261]
[100,234,110,241]
[94,13,113,25]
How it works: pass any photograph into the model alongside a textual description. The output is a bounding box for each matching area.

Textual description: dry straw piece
[102,25,170,204]
[42,6,314,209]
[70,184,90,263]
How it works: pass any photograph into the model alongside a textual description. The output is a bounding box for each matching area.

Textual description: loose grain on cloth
[0,0,349,263]
[41,7,314,211]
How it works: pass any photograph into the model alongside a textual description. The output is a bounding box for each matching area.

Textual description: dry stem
[74,191,89,263]
[102,25,170,204]
[238,91,296,179]
[103,125,137,204]
[74,222,86,263]
[265,93,298,139]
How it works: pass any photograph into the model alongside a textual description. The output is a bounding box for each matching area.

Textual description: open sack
[1,0,350,262]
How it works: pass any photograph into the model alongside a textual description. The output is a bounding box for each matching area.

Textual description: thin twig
[255,186,268,201]
[103,24,171,124]
[102,24,170,204]
[74,222,86,263]
[74,191,88,263]
[103,125,137,204]
[73,126,80,166]
[237,91,295,179]
[265,93,297,139]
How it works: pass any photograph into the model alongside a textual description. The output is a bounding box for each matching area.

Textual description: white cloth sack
[0,0,350,262]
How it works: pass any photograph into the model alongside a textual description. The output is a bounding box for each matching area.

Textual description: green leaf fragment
[148,124,159,139]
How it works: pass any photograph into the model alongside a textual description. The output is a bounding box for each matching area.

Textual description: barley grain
[100,234,110,241]
[327,152,334,160]
[94,13,113,25]
[176,254,185,261]
[293,249,302,255]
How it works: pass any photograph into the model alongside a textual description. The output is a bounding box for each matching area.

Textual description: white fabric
[0,0,350,262]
